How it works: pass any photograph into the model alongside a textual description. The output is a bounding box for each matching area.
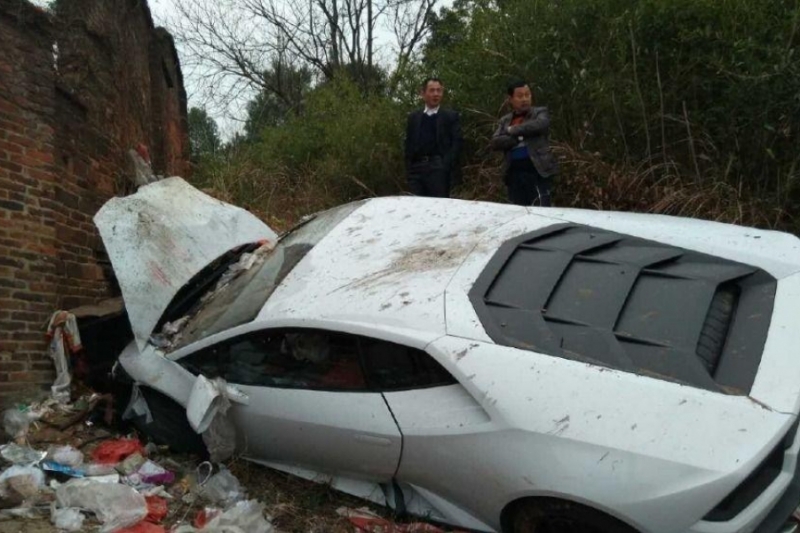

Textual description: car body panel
[94,177,277,350]
[257,198,530,334]
[539,207,800,279]
[748,273,800,415]
[426,336,794,533]
[229,386,401,482]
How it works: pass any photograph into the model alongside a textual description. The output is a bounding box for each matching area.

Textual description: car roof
[256,197,536,335]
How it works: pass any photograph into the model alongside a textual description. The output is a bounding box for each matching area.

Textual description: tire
[503,498,639,533]
[129,386,208,457]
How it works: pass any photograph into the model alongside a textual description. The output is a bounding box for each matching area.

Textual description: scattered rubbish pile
[0,397,274,532]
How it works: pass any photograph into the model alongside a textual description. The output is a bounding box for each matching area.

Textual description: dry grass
[226,460,368,533]
[453,143,794,232]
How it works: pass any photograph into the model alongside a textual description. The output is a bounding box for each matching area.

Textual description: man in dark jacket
[404,78,463,198]
[490,81,558,206]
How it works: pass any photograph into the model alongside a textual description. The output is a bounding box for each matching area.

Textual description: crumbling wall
[0,0,189,395]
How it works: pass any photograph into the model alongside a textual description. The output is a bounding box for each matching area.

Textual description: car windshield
[170,201,364,350]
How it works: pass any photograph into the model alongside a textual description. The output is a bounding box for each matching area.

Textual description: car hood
[94,177,277,350]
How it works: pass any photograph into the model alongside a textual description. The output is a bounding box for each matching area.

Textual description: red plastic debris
[193,507,222,528]
[91,439,145,464]
[116,522,166,533]
[339,508,468,533]
[145,495,168,523]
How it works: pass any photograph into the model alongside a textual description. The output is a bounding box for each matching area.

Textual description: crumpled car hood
[94,177,277,350]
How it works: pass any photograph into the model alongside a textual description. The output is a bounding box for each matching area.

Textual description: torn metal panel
[94,177,277,350]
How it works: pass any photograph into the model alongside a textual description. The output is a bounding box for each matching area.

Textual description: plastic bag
[193,506,222,528]
[117,521,167,533]
[204,500,272,533]
[41,461,84,478]
[0,443,46,465]
[172,500,272,533]
[118,453,148,475]
[82,463,118,476]
[56,478,147,533]
[0,465,46,498]
[145,494,168,523]
[51,506,85,531]
[199,468,244,507]
[3,409,31,442]
[91,438,145,464]
[123,384,153,425]
[138,460,175,485]
[46,445,84,467]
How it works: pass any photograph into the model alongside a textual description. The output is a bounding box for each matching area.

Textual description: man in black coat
[404,78,463,198]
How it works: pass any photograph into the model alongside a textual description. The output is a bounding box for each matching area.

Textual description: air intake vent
[697,285,738,375]
[470,224,777,393]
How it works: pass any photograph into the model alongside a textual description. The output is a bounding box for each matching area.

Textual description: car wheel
[129,386,208,457]
[505,498,639,533]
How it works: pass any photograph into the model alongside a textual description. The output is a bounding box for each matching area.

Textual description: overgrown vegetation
[186,0,800,232]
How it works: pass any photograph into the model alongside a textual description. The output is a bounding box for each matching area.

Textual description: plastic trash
[145,494,168,523]
[204,499,272,533]
[56,478,148,533]
[199,467,244,507]
[51,506,85,531]
[173,500,272,533]
[193,506,222,528]
[82,462,118,476]
[41,461,84,478]
[3,409,32,442]
[118,453,148,475]
[46,445,84,467]
[0,443,46,465]
[91,438,145,464]
[46,311,82,404]
[123,384,153,425]
[138,460,175,485]
[0,465,46,498]
[117,521,167,533]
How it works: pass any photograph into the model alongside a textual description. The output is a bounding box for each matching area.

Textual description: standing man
[491,80,558,206]
[404,77,463,198]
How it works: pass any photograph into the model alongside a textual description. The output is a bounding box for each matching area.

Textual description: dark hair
[421,77,444,90]
[507,80,529,96]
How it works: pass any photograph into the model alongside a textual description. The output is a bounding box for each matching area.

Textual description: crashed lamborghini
[96,177,800,533]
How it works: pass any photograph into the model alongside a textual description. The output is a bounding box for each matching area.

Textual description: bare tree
[169,0,438,114]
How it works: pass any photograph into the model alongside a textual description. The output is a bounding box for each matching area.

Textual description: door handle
[354,434,392,447]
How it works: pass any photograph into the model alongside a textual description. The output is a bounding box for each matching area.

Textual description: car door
[178,327,401,482]
[357,336,497,530]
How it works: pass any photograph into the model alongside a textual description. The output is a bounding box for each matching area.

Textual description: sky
[146,0,246,137]
[27,0,444,138]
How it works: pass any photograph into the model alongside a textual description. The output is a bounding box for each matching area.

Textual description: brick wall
[0,0,188,395]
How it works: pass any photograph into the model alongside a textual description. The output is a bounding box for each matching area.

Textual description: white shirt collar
[424,106,440,116]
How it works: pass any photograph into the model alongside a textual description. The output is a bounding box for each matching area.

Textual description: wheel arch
[499,495,643,533]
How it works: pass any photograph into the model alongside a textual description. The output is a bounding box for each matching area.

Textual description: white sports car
[97,177,800,533]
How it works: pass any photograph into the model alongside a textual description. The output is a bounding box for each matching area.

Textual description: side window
[180,344,226,379]
[181,329,368,391]
[179,329,455,392]
[360,338,456,391]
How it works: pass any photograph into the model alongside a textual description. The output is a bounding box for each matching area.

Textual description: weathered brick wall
[0,0,188,395]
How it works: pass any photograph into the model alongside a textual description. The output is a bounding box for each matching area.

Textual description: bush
[426,0,800,210]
